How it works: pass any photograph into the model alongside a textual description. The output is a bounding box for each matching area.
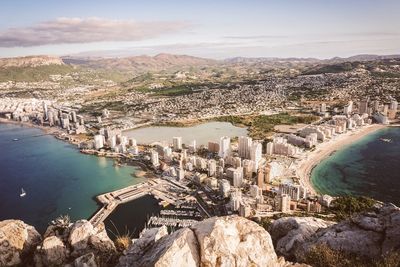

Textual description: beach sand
[297,124,386,195]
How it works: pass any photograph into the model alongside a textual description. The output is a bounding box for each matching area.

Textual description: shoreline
[297,124,387,196]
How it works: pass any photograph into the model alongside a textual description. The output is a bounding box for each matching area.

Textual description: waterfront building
[250,184,262,198]
[266,142,274,155]
[196,157,207,170]
[390,100,398,111]
[218,158,225,169]
[194,172,207,184]
[344,100,353,115]
[208,159,217,177]
[238,136,252,159]
[173,137,182,150]
[307,201,322,213]
[177,168,185,181]
[42,101,48,120]
[182,149,188,159]
[163,147,172,161]
[185,162,194,171]
[239,203,252,217]
[358,98,369,114]
[279,183,307,201]
[242,159,254,179]
[250,141,262,172]
[233,167,244,187]
[383,104,389,115]
[61,117,70,130]
[275,194,291,213]
[208,142,219,153]
[48,111,54,126]
[206,177,218,189]
[319,195,334,207]
[373,113,389,124]
[216,166,224,179]
[257,168,264,190]
[219,136,231,158]
[94,134,104,150]
[373,100,380,113]
[71,111,77,123]
[268,137,299,157]
[219,179,231,198]
[151,150,160,167]
[299,126,326,141]
[189,140,197,153]
[108,135,117,148]
[264,163,271,184]
[230,189,242,211]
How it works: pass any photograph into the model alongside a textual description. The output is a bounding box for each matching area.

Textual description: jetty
[89,178,191,226]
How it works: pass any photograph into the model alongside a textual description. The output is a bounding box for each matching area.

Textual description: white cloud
[0,17,190,47]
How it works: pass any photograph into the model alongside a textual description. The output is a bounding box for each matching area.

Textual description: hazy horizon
[1,0,400,59]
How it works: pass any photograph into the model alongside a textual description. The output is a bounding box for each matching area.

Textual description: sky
[0,0,399,59]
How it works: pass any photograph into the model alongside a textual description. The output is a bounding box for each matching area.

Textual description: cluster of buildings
[0,98,86,135]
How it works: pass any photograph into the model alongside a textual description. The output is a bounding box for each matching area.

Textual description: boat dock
[148,216,199,228]
[89,178,191,226]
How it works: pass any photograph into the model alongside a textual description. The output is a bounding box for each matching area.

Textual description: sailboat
[20,188,26,197]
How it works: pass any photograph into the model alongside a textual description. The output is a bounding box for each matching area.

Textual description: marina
[89,178,199,227]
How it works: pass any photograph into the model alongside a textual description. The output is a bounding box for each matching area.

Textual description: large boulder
[270,217,334,259]
[297,204,400,260]
[119,216,283,267]
[34,235,68,267]
[69,220,95,254]
[118,228,199,267]
[192,216,279,267]
[0,219,41,266]
[68,220,116,263]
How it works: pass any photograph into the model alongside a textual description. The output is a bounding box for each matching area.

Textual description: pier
[89,178,190,226]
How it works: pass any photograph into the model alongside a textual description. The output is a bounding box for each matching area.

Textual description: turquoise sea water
[311,127,400,205]
[0,123,145,232]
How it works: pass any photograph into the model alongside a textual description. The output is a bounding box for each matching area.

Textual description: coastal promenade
[89,178,190,226]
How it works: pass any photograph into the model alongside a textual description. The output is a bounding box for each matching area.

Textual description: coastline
[297,124,387,196]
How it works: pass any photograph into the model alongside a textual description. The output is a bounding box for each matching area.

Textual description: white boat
[380,138,392,143]
[20,188,26,197]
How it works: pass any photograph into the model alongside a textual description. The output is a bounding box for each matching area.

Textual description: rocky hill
[63,53,218,72]
[1,204,399,267]
[0,56,64,68]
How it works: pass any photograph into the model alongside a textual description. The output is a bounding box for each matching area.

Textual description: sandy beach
[297,124,387,195]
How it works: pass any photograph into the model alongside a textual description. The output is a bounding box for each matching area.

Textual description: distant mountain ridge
[62,53,218,72]
[0,55,64,68]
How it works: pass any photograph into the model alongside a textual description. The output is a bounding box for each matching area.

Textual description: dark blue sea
[312,127,400,205]
[0,123,148,233]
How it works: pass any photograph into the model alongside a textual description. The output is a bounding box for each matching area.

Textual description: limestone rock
[118,216,284,267]
[69,220,95,254]
[0,219,41,266]
[292,204,400,261]
[35,235,67,266]
[270,217,334,259]
[74,252,98,267]
[191,216,279,267]
[118,228,200,267]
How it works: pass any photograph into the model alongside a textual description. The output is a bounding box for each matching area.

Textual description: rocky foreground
[0,203,399,267]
